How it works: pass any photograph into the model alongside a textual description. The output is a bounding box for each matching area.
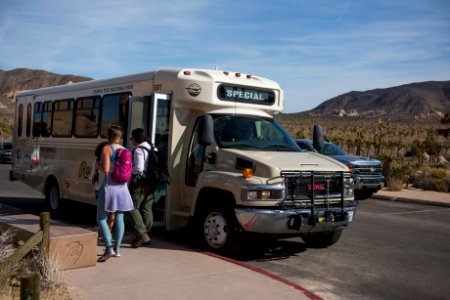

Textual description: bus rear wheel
[45,182,61,212]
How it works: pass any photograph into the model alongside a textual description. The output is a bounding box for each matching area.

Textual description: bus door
[128,93,171,227]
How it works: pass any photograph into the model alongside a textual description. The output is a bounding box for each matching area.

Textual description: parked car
[0,141,12,164]
[295,139,384,199]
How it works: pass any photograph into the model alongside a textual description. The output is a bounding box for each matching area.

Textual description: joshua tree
[437,112,450,150]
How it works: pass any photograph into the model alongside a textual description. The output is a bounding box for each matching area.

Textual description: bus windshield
[214,115,300,152]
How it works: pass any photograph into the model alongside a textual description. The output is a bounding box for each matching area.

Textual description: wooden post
[20,272,40,300]
[39,212,50,261]
[0,212,51,278]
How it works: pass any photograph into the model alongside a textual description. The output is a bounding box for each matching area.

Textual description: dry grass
[386,178,404,191]
[0,230,75,300]
[410,166,450,192]
[0,229,15,288]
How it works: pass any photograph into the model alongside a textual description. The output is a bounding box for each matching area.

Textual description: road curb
[372,194,450,208]
[202,251,324,300]
[153,234,323,300]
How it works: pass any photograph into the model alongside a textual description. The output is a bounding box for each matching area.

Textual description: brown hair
[107,125,122,144]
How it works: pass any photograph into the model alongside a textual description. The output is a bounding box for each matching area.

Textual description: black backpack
[133,146,170,186]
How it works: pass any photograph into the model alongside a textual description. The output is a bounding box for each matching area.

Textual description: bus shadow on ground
[235,236,308,262]
[152,226,308,262]
[0,196,46,215]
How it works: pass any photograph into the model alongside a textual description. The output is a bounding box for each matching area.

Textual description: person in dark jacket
[128,128,154,248]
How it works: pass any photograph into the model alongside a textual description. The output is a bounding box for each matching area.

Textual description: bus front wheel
[45,182,61,212]
[199,205,241,256]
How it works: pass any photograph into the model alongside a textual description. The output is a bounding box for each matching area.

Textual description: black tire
[198,205,242,256]
[302,229,343,248]
[45,181,61,213]
[355,190,373,200]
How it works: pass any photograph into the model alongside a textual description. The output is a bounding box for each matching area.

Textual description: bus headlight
[344,177,354,198]
[242,185,285,201]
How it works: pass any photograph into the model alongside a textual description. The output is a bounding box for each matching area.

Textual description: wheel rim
[203,212,228,249]
[49,186,59,210]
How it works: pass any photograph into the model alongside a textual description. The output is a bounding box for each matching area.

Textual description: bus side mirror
[198,114,214,146]
[313,124,324,154]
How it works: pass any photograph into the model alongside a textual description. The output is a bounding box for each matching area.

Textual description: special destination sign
[217,85,275,105]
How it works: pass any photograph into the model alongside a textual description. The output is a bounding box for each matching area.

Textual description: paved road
[0,164,97,225]
[2,164,450,299]
[237,199,450,300]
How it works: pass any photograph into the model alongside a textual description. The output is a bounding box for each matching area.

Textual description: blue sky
[1,0,449,113]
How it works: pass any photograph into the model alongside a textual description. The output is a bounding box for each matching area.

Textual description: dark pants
[128,179,154,235]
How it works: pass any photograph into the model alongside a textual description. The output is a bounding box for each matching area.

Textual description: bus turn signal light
[242,168,253,178]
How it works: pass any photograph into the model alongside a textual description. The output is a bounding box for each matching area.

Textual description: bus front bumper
[235,206,356,235]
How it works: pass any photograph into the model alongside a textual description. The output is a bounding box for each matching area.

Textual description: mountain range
[0,68,449,119]
[306,80,450,118]
[0,68,92,116]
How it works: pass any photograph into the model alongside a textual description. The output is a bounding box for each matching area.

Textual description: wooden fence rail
[0,212,50,300]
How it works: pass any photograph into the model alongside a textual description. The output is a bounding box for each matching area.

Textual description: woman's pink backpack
[111,147,132,184]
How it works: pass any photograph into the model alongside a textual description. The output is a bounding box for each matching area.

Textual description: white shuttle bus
[11,68,357,253]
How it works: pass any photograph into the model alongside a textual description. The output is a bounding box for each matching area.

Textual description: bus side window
[41,101,52,137]
[33,102,42,137]
[26,104,32,137]
[74,96,100,137]
[18,104,23,137]
[100,93,129,138]
[52,99,74,137]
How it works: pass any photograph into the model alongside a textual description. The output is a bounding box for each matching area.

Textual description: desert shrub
[379,153,411,190]
[0,229,19,299]
[386,177,404,191]
[386,163,409,191]
[410,166,450,192]
[428,163,448,170]
[0,229,15,264]
[0,230,15,299]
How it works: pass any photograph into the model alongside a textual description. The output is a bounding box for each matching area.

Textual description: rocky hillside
[307,81,450,118]
[0,68,92,118]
